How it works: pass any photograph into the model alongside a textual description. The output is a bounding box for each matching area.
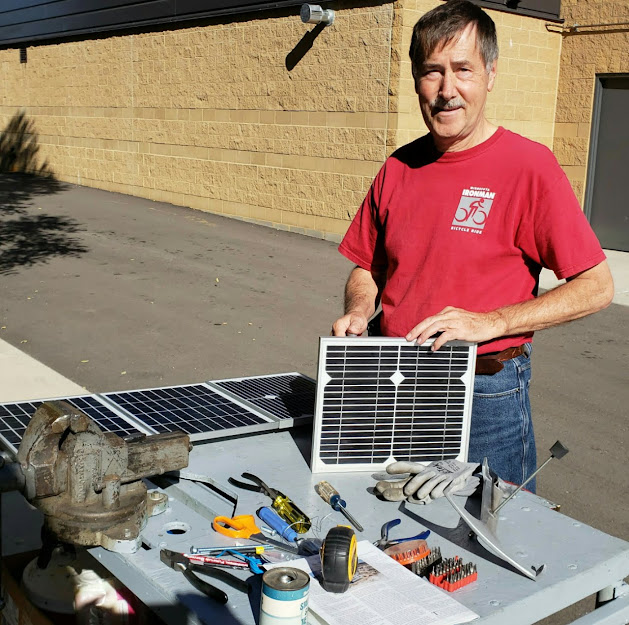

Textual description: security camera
[300,4,335,25]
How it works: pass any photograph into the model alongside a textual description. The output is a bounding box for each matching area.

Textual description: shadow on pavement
[0,174,88,275]
[0,111,90,274]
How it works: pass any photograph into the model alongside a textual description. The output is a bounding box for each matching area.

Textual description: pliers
[160,549,250,603]
[374,519,431,550]
[228,472,281,499]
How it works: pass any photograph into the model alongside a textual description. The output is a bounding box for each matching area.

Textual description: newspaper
[265,541,479,625]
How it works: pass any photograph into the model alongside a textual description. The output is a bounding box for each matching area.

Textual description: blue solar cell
[0,396,144,454]
[211,374,315,421]
[102,384,268,437]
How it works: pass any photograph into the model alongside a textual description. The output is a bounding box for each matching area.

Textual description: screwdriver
[315,481,364,532]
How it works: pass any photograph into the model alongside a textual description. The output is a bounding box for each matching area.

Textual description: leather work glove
[375,459,480,505]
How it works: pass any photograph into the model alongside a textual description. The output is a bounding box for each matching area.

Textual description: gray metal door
[585,75,629,252]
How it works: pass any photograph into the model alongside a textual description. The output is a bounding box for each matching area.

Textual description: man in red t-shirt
[331,0,613,489]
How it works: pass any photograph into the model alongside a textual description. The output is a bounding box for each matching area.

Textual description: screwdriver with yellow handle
[228,472,312,533]
[315,481,364,532]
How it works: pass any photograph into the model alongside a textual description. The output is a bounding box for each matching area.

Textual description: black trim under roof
[0,0,307,47]
[0,0,562,48]
[474,0,562,23]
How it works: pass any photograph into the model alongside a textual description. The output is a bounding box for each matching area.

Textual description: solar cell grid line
[0,395,149,457]
[207,372,315,425]
[312,336,476,473]
[101,383,284,442]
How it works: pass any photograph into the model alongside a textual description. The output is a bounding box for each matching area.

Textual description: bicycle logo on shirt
[455,198,488,225]
[451,189,495,233]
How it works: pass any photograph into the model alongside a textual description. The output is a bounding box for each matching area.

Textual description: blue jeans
[468,344,537,492]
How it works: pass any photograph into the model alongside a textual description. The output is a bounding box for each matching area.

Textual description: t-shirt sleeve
[516,162,606,280]
[338,164,388,272]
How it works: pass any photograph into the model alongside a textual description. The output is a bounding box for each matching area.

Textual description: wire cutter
[160,549,249,603]
[374,519,431,550]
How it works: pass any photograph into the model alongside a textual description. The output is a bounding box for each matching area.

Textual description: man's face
[415,24,496,152]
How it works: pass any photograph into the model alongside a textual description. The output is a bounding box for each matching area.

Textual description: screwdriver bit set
[428,556,477,592]
[410,545,442,577]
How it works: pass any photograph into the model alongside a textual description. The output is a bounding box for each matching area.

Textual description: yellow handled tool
[228,472,312,533]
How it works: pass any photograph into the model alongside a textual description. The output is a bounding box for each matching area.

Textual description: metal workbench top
[89,427,629,625]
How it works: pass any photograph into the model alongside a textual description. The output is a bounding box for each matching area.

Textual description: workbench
[4,426,629,625]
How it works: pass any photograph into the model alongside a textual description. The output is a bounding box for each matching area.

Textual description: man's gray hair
[409,0,499,80]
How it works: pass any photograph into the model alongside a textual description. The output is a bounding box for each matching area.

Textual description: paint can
[260,567,310,625]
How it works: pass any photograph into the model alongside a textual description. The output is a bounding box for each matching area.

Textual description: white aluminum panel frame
[311,336,476,473]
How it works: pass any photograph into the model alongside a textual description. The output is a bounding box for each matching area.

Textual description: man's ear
[487,59,497,92]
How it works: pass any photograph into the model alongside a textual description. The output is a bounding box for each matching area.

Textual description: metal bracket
[444,480,545,581]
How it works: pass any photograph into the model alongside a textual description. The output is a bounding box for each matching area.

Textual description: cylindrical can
[260,567,310,625]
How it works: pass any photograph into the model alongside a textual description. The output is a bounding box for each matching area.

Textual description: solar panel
[0,395,148,456]
[208,373,315,426]
[311,337,476,473]
[101,383,280,442]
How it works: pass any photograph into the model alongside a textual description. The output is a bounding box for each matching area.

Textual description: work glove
[374,459,480,505]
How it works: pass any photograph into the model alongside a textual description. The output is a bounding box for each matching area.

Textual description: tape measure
[320,525,357,593]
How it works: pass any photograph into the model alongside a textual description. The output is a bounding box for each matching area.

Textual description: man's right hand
[331,312,368,336]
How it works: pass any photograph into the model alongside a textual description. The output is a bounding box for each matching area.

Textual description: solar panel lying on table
[101,383,283,442]
[207,373,315,426]
[311,337,476,473]
[0,395,149,456]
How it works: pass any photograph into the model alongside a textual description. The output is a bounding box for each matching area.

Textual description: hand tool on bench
[315,481,364,532]
[160,549,250,603]
[213,514,300,555]
[228,472,311,533]
[320,525,358,593]
[374,518,430,550]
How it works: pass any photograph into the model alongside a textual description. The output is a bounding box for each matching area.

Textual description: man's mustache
[430,98,466,112]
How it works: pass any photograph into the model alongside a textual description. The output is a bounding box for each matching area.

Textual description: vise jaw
[16,400,191,553]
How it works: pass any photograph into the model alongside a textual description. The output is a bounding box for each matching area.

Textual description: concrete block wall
[553,0,629,202]
[395,1,562,150]
[0,1,564,238]
[0,5,396,241]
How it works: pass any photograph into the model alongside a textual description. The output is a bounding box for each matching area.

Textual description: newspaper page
[265,541,479,625]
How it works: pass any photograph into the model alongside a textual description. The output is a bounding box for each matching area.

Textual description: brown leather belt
[475,345,526,375]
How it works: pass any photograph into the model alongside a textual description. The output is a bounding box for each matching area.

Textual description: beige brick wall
[395,1,562,150]
[0,2,564,237]
[553,0,629,202]
[0,7,395,240]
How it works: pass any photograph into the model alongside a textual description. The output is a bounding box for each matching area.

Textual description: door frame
[584,73,627,222]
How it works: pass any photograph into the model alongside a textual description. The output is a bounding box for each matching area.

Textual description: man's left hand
[405,306,507,350]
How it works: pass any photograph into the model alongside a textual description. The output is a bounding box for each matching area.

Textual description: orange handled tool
[212,515,299,555]
[213,514,260,538]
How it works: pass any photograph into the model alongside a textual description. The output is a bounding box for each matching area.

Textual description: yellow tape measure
[320,525,357,593]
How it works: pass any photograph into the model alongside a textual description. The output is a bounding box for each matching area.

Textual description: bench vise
[2,400,191,553]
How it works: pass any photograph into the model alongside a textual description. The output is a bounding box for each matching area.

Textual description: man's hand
[331,312,369,336]
[331,266,385,337]
[405,306,507,350]
[405,262,614,350]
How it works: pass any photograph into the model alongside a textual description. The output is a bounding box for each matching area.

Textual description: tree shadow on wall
[0,111,88,275]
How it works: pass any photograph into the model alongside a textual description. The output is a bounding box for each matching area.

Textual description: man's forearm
[495,261,614,336]
[344,266,383,318]
[409,261,614,349]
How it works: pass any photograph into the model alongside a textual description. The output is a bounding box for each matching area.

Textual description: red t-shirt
[339,127,606,354]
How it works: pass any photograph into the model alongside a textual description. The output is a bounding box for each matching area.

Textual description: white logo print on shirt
[451,187,495,234]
